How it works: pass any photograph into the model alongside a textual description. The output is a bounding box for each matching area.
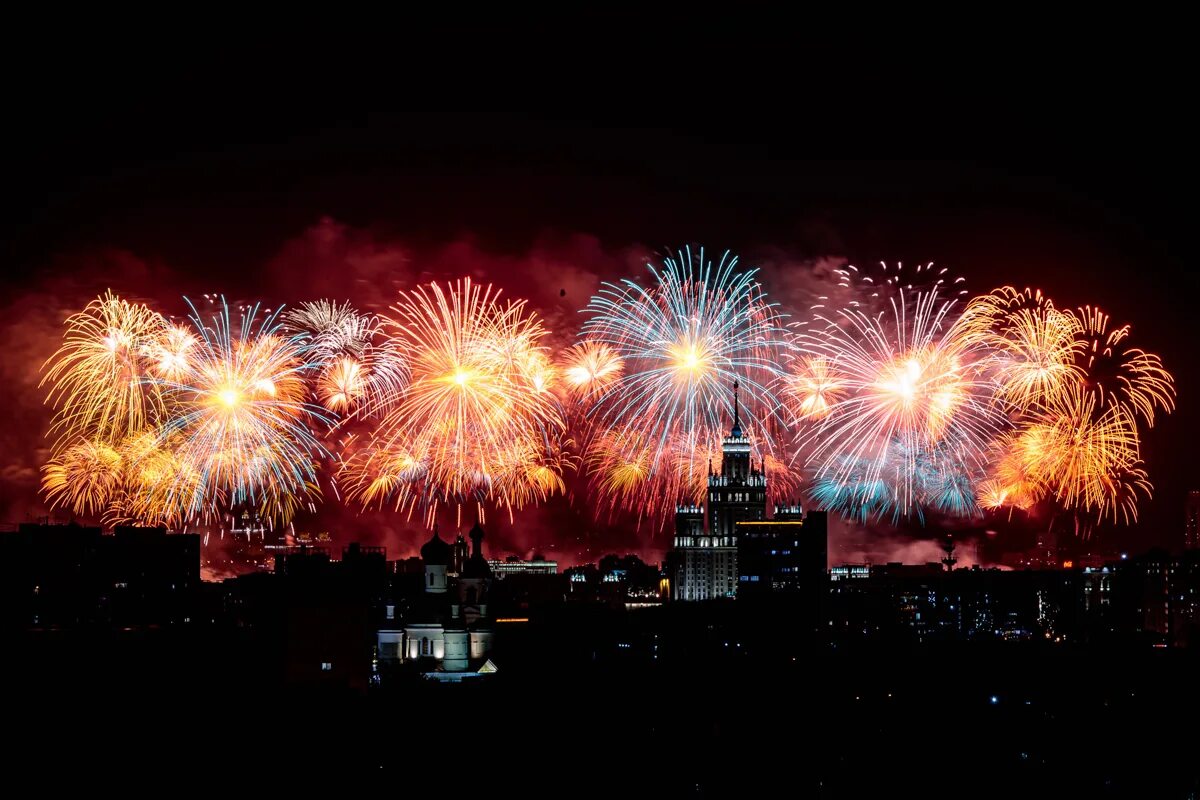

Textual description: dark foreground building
[0,522,199,628]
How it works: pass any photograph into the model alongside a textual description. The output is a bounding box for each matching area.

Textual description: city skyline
[5,116,1196,573]
[6,24,1200,789]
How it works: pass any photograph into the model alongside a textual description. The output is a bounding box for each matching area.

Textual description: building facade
[376,522,496,679]
[1186,490,1200,551]
[488,555,558,578]
[736,507,828,597]
[668,382,765,601]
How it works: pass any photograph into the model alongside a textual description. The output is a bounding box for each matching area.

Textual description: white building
[376,522,496,679]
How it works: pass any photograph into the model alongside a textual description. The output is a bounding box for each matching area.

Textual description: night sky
[4,102,1196,567]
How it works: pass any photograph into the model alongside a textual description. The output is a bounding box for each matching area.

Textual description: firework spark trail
[577,247,790,523]
[339,278,568,525]
[37,252,1176,536]
[283,300,408,413]
[39,291,169,450]
[955,286,1084,413]
[790,263,1003,520]
[150,297,333,522]
[1073,305,1176,426]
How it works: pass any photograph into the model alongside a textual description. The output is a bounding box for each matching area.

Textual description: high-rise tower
[668,381,766,601]
[1186,491,1200,551]
[707,380,767,543]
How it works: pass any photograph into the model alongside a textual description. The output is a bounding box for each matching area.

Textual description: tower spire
[731,379,742,437]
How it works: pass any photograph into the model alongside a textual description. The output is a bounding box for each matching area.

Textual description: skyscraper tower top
[730,379,743,439]
[721,380,752,467]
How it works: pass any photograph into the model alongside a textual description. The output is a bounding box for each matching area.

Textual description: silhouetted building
[564,554,662,606]
[224,543,388,692]
[668,381,762,600]
[1169,551,1200,646]
[0,522,199,629]
[736,508,828,596]
[1130,549,1171,637]
[1186,491,1200,551]
[828,562,1083,644]
[450,534,469,576]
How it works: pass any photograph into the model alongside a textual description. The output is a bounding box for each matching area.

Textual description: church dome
[461,520,492,578]
[420,528,451,565]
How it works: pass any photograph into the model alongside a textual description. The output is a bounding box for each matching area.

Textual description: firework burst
[558,340,625,400]
[41,438,124,516]
[283,300,408,413]
[152,298,331,522]
[339,278,568,523]
[1015,387,1147,523]
[779,355,847,422]
[1072,306,1175,426]
[956,286,1083,413]
[577,247,788,522]
[792,263,1003,521]
[40,291,168,448]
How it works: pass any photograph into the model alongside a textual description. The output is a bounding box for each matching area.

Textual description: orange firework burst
[780,355,846,421]
[41,438,124,516]
[318,356,367,412]
[339,278,567,523]
[162,301,329,522]
[558,341,625,399]
[976,432,1048,512]
[959,287,1174,526]
[111,432,204,528]
[40,291,168,448]
[40,431,203,527]
[1073,306,1175,426]
[1015,387,1147,524]
[956,286,1083,412]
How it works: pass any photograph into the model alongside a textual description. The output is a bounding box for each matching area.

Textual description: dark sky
[3,91,1196,566]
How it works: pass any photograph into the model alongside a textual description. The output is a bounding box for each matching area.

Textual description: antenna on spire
[731,379,742,437]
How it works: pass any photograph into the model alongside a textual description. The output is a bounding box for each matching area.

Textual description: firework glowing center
[877,357,922,403]
[335,278,568,526]
[669,339,712,378]
[216,387,242,409]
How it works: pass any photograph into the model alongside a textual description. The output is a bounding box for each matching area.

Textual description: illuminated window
[320,662,332,671]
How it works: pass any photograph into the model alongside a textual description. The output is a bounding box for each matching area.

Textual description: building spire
[731,379,742,437]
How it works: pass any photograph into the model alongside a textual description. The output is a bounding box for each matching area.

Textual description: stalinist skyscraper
[668,381,766,600]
